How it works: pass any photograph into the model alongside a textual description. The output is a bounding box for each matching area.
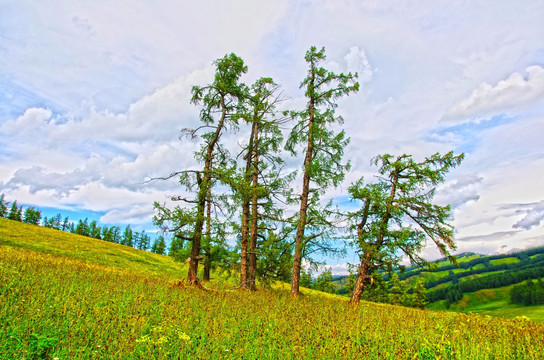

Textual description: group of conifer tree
[510,279,544,306]
[0,194,167,254]
[153,46,464,304]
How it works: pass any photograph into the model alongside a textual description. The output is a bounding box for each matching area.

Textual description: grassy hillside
[0,218,188,278]
[428,285,544,322]
[407,249,544,321]
[2,219,544,359]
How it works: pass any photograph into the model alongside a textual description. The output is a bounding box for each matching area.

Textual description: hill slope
[0,218,188,277]
[335,248,544,321]
[406,249,544,320]
[1,219,544,359]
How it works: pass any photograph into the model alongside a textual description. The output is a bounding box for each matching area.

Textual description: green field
[428,285,544,323]
[1,219,544,359]
[490,257,520,266]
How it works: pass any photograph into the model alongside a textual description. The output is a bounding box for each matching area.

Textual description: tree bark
[239,200,250,288]
[188,174,206,285]
[249,120,259,291]
[349,254,373,304]
[239,114,257,289]
[291,97,315,296]
[203,188,212,282]
[187,96,227,285]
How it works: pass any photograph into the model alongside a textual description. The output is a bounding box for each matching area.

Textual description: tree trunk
[291,99,315,296]
[239,200,250,288]
[240,115,257,289]
[350,172,398,301]
[248,121,259,291]
[349,254,373,304]
[203,188,212,281]
[187,96,227,285]
[188,178,206,285]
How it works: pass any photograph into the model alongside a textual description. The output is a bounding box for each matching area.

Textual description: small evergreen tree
[61,217,70,231]
[101,226,111,242]
[399,279,411,307]
[300,269,313,288]
[388,273,404,305]
[89,220,102,239]
[314,268,336,293]
[122,225,133,247]
[344,266,357,297]
[0,194,9,217]
[361,272,389,303]
[8,201,22,221]
[23,207,42,225]
[137,230,150,250]
[110,226,121,243]
[256,227,295,284]
[412,278,428,309]
[75,218,90,236]
[151,236,167,255]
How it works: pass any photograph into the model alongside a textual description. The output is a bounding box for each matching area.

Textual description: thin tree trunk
[240,116,257,288]
[203,188,212,281]
[188,97,227,285]
[239,200,250,288]
[291,98,315,296]
[249,121,259,291]
[188,174,206,285]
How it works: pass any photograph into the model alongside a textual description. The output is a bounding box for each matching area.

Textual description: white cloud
[512,200,544,230]
[100,204,155,225]
[444,65,544,122]
[344,46,374,83]
[4,107,52,132]
[435,173,482,210]
[327,263,351,277]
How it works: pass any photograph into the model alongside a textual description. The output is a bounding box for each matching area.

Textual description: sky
[1,0,544,275]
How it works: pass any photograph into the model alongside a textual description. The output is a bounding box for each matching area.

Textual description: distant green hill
[332,247,544,322]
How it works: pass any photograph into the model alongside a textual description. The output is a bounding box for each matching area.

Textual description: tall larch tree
[154,53,248,286]
[286,46,359,296]
[236,77,288,290]
[348,151,464,304]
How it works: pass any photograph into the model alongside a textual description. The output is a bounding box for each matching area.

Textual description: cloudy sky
[1,1,544,273]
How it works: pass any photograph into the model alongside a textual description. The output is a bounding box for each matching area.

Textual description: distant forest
[425,248,544,306]
[0,194,167,255]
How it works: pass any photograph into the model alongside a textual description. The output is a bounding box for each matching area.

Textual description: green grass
[0,218,188,278]
[490,257,520,266]
[427,284,544,323]
[429,253,482,269]
[2,219,544,359]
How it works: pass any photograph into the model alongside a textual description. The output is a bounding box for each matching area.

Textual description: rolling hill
[1,218,544,359]
[332,248,544,322]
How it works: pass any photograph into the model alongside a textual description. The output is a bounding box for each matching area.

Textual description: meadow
[1,219,544,359]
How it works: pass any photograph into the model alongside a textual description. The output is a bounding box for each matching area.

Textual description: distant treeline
[422,251,544,290]
[0,194,166,255]
[510,279,544,306]
[427,261,544,306]
[398,248,544,282]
